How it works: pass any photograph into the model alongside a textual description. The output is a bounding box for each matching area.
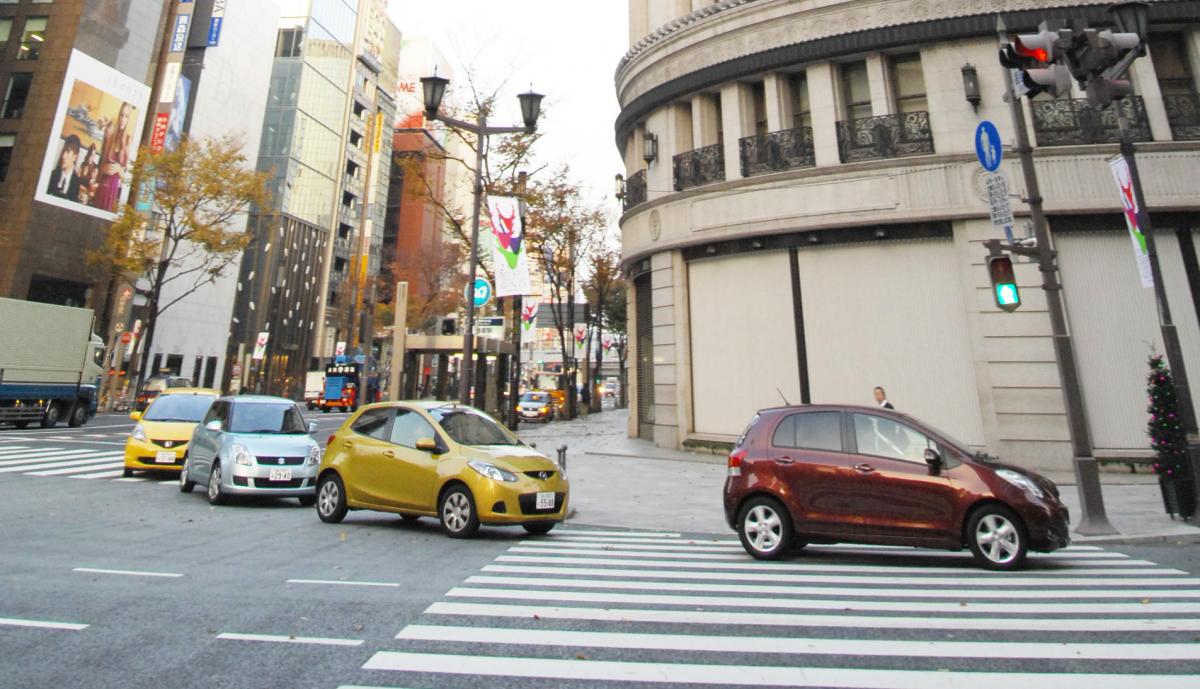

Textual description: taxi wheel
[737,496,794,561]
[523,522,555,536]
[317,474,348,523]
[207,462,227,506]
[179,458,195,493]
[440,486,480,539]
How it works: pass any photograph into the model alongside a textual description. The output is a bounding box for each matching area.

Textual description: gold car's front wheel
[440,485,480,539]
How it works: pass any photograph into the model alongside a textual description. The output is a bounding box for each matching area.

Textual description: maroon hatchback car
[723,405,1070,570]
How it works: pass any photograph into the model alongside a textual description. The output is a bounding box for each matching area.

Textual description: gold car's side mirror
[128,411,142,421]
[415,437,439,453]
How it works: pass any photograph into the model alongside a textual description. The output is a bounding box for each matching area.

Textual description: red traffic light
[1015,38,1049,63]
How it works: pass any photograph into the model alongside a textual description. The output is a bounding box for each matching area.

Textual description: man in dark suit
[47,134,83,202]
[874,386,894,410]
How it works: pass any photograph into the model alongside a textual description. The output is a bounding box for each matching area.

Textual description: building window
[193,356,204,386]
[0,18,12,55]
[2,73,33,119]
[17,16,48,61]
[789,72,811,130]
[841,61,871,120]
[203,356,218,389]
[275,27,304,58]
[891,53,928,113]
[751,81,767,137]
[1151,33,1195,96]
[0,134,13,182]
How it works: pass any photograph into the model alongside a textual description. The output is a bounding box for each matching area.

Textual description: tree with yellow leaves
[87,135,272,384]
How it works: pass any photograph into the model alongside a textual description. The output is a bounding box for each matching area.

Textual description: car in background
[603,380,618,398]
[723,404,1069,570]
[123,388,219,477]
[179,396,321,506]
[134,374,192,411]
[517,391,555,423]
[315,402,568,538]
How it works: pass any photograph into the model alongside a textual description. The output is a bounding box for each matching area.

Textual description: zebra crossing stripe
[395,624,1200,660]
[360,651,1194,688]
[423,601,1200,632]
[0,446,32,454]
[464,574,1200,600]
[71,469,127,479]
[556,530,682,538]
[481,564,1200,588]
[29,461,124,476]
[519,539,1128,560]
[0,454,124,473]
[0,449,108,466]
[446,586,1200,615]
[496,554,1175,576]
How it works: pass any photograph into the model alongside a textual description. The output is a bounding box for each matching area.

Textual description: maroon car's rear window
[735,414,761,448]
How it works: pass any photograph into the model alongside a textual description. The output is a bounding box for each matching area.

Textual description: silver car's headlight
[468,460,518,483]
[996,469,1044,499]
[131,424,147,442]
[233,444,255,467]
[307,446,322,466]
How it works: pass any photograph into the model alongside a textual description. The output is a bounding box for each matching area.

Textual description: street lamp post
[420,75,543,406]
[1108,2,1200,502]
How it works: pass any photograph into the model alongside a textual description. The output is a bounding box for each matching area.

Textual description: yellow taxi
[315,401,568,538]
[123,388,220,477]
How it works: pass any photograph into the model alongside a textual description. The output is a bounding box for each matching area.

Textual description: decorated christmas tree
[1147,355,1190,478]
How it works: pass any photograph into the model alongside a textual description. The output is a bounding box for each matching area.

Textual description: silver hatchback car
[179,396,321,506]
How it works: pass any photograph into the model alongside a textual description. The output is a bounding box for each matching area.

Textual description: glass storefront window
[17,16,48,61]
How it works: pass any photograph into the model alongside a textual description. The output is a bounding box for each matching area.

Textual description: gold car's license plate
[154,451,176,464]
[269,468,292,481]
[535,491,555,510]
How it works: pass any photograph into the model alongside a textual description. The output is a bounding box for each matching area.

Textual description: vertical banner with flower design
[573,323,588,354]
[521,301,540,344]
[1109,155,1154,289]
[487,196,533,296]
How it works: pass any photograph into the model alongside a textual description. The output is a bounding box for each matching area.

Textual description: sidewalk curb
[1072,530,1200,546]
[583,451,726,466]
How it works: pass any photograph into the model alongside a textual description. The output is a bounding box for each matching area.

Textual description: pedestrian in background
[874,386,894,410]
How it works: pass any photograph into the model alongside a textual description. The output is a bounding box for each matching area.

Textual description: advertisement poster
[35,50,151,220]
[486,196,533,297]
[1109,155,1155,288]
[252,332,270,361]
[164,75,192,153]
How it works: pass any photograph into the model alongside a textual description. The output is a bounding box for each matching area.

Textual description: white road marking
[447,586,1200,614]
[556,530,682,538]
[73,567,183,578]
[71,469,127,479]
[0,449,109,465]
[496,554,1177,576]
[361,651,1196,688]
[287,579,401,588]
[519,540,1127,560]
[482,564,1200,588]
[0,455,124,474]
[29,461,124,476]
[217,632,363,647]
[464,574,1200,599]
[0,446,32,453]
[424,601,1200,632]
[113,477,146,482]
[0,617,88,631]
[395,624,1200,660]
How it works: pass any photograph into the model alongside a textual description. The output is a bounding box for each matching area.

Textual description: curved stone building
[616,0,1200,470]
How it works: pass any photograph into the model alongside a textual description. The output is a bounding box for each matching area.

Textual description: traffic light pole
[1114,101,1200,503]
[1000,21,1116,534]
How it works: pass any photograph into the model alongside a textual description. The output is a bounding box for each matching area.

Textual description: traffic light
[999,28,1073,98]
[1068,29,1141,108]
[987,255,1021,313]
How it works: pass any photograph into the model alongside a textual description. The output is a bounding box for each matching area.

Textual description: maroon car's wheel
[737,496,794,560]
[967,504,1028,571]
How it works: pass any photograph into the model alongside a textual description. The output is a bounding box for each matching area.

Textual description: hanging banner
[521,301,540,344]
[1109,155,1154,288]
[252,332,269,361]
[573,323,587,353]
[486,196,533,297]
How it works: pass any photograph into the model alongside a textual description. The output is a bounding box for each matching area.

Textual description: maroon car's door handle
[854,463,875,473]
[774,457,795,466]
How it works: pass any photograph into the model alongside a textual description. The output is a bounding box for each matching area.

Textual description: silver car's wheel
[967,505,1027,570]
[206,463,226,506]
[737,496,793,561]
[179,458,195,493]
[439,486,479,538]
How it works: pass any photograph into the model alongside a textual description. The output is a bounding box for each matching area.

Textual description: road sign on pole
[975,121,1003,172]
[984,172,1014,228]
[464,278,492,309]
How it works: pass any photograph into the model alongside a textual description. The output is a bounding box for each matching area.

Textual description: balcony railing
[673,143,725,191]
[623,169,647,211]
[1030,96,1151,146]
[836,111,934,163]
[739,127,815,177]
[1164,93,1200,141]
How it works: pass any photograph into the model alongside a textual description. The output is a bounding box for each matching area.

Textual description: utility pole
[997,16,1116,535]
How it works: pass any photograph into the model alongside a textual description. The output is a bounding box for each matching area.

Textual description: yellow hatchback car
[315,401,568,538]
[124,388,220,477]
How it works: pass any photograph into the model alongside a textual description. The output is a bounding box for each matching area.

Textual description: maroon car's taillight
[728,449,746,477]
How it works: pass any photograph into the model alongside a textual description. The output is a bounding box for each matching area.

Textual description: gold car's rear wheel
[440,485,479,539]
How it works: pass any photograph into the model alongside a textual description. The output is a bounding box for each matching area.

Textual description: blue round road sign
[975,121,1003,172]
[466,278,491,308]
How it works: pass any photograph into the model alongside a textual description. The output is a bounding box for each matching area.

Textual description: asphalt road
[2,412,1199,689]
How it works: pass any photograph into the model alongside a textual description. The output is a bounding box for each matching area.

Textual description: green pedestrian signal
[988,255,1021,312]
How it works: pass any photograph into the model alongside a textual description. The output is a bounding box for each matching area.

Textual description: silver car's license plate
[269,468,292,481]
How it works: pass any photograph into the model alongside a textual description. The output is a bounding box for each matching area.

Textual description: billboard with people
[35,50,151,220]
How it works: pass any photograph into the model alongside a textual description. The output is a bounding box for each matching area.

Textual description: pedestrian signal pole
[996,17,1115,535]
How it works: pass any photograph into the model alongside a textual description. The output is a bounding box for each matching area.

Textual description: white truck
[304,370,325,410]
[0,297,105,428]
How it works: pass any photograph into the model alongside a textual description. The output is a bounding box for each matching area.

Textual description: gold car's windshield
[143,394,216,423]
[431,408,520,446]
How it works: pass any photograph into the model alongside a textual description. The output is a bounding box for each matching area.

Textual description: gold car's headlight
[131,424,147,442]
[468,460,519,483]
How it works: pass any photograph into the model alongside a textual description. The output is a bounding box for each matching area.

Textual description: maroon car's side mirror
[924,448,943,475]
